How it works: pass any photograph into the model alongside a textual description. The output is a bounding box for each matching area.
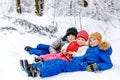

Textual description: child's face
[76,37,86,45]
[89,37,99,47]
[67,34,76,42]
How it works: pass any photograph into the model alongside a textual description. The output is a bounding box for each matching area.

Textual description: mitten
[86,63,99,72]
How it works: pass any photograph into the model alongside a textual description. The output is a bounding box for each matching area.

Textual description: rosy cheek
[90,41,92,44]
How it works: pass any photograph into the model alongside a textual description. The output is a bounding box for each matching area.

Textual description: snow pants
[40,52,69,61]
[32,59,85,77]
[32,54,113,77]
[28,44,50,56]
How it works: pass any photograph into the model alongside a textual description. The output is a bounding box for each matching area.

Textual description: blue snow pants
[32,59,85,77]
[28,44,50,56]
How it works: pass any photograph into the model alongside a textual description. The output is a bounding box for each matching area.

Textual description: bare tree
[95,0,117,29]
[16,0,21,14]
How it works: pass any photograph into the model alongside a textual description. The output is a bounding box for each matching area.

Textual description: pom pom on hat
[77,30,89,41]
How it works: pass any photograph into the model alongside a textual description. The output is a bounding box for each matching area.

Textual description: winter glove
[86,63,99,72]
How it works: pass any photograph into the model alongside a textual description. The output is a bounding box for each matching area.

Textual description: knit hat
[77,30,89,41]
[66,27,78,37]
[90,32,102,43]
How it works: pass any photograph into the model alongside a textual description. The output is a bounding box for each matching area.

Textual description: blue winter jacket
[72,45,113,71]
[32,44,113,77]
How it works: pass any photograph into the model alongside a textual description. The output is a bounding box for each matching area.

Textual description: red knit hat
[77,30,89,41]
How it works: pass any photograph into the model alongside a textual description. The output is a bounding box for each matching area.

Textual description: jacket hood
[99,41,112,55]
[99,41,110,51]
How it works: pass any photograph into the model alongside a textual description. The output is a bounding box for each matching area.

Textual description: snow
[0,13,120,80]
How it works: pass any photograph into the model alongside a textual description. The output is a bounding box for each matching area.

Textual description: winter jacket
[39,41,88,61]
[71,41,113,71]
[32,41,113,77]
[49,36,69,53]
[61,42,88,57]
[28,36,68,56]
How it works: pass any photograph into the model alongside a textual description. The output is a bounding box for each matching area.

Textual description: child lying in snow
[24,27,78,56]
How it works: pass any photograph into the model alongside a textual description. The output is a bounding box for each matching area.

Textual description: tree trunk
[16,0,21,14]
[35,0,44,16]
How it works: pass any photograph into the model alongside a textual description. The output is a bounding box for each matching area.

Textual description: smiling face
[67,34,76,42]
[89,37,99,47]
[76,37,86,45]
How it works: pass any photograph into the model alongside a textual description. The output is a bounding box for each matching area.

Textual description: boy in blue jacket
[21,32,113,77]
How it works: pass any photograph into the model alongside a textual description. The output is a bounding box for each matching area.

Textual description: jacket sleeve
[97,47,113,71]
[72,46,88,57]
[61,43,69,51]
[49,38,62,53]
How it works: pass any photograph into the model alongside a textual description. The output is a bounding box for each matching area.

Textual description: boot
[20,59,24,71]
[29,65,40,77]
[24,46,32,51]
[34,57,44,62]
[23,59,32,76]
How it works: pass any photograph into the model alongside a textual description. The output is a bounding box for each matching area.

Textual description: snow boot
[24,46,32,51]
[20,59,24,71]
[34,57,44,62]
[23,59,32,77]
[29,65,40,77]
[86,63,99,72]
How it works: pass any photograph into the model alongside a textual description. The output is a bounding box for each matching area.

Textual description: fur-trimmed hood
[99,41,110,51]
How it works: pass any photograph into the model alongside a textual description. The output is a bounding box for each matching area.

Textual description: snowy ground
[0,15,120,80]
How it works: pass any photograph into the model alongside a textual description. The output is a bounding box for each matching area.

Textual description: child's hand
[67,52,73,55]
[66,52,73,59]
[61,50,67,55]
